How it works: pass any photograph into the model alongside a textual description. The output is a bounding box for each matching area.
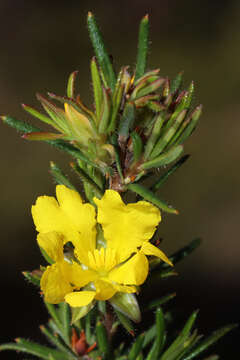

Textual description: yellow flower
[32,185,172,307]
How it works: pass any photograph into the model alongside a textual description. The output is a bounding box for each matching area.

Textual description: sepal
[110,292,141,323]
[22,270,42,287]
[71,302,95,324]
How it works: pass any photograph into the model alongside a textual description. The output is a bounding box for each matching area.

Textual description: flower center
[87,248,118,275]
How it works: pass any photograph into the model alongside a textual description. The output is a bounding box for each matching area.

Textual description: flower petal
[112,283,137,294]
[94,190,161,261]
[70,262,98,288]
[65,291,96,307]
[141,241,173,266]
[56,185,96,238]
[56,185,97,261]
[32,194,65,234]
[94,279,117,300]
[37,232,64,262]
[41,262,73,303]
[109,252,149,285]
[32,185,97,264]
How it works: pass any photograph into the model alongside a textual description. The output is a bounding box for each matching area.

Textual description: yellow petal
[32,185,96,264]
[32,194,64,234]
[87,248,117,272]
[141,241,173,266]
[41,262,73,304]
[56,185,96,234]
[112,283,137,294]
[56,185,97,261]
[37,232,64,262]
[65,291,96,307]
[70,262,98,287]
[109,252,149,286]
[94,190,161,261]
[94,279,117,300]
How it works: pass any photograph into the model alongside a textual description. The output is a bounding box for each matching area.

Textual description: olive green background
[0,1,239,358]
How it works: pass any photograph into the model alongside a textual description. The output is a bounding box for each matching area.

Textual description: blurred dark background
[0,0,239,358]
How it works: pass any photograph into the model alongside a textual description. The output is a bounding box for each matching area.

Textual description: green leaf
[133,69,160,88]
[67,70,78,98]
[40,325,76,357]
[160,310,199,360]
[71,162,103,199]
[131,131,143,163]
[129,333,145,360]
[0,339,69,360]
[49,161,76,190]
[87,12,116,92]
[127,183,179,214]
[91,57,103,121]
[148,293,176,310]
[1,115,98,168]
[47,93,97,127]
[134,94,159,107]
[162,93,188,135]
[160,238,202,270]
[150,154,190,192]
[98,300,106,315]
[23,132,65,141]
[142,324,156,348]
[39,246,55,265]
[135,78,165,99]
[44,302,63,336]
[118,102,135,144]
[1,115,40,133]
[114,309,135,336]
[85,307,97,345]
[170,71,184,93]
[98,87,111,133]
[147,101,165,112]
[36,93,68,133]
[185,81,194,108]
[110,292,141,323]
[144,113,165,160]
[135,14,149,81]
[174,105,202,146]
[149,110,187,159]
[163,79,170,98]
[108,83,124,133]
[51,140,98,168]
[22,270,41,287]
[22,104,58,128]
[146,308,165,360]
[71,302,95,324]
[182,324,238,360]
[96,321,111,359]
[58,302,71,346]
[113,143,124,182]
[142,145,183,170]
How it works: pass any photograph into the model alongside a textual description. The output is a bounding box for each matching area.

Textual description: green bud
[71,302,95,324]
[110,292,141,322]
